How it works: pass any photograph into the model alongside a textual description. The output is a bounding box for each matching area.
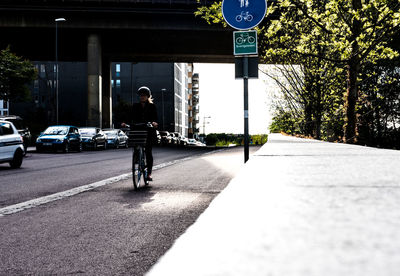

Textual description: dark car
[79,127,107,150]
[103,129,129,149]
[159,131,172,145]
[36,125,82,153]
[0,115,31,155]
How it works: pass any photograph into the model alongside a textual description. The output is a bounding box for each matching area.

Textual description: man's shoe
[147,176,153,181]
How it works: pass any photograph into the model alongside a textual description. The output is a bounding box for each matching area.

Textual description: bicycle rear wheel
[132,147,147,190]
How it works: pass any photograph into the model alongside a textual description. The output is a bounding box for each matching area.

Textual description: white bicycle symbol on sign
[235,33,256,45]
[235,11,253,22]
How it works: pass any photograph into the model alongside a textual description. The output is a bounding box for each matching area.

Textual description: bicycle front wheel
[132,147,146,190]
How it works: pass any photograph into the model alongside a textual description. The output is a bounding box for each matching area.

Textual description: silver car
[103,129,129,149]
[0,120,24,168]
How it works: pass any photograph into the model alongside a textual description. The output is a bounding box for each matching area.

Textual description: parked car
[36,125,82,153]
[197,141,206,147]
[156,130,162,145]
[159,131,172,145]
[173,132,182,146]
[187,138,198,147]
[103,129,129,148]
[0,120,24,168]
[170,132,180,146]
[179,136,188,146]
[79,127,107,150]
[0,115,31,155]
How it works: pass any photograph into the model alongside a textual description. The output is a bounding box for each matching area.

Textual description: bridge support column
[102,58,112,128]
[87,34,102,127]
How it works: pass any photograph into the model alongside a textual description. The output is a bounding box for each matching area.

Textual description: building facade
[0,100,9,116]
[10,61,194,137]
[188,72,200,139]
[111,62,192,137]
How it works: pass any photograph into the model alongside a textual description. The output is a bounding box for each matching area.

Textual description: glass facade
[0,100,9,116]
[110,62,191,136]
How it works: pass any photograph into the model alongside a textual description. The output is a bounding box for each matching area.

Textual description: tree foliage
[196,0,400,147]
[0,47,37,102]
[263,0,400,143]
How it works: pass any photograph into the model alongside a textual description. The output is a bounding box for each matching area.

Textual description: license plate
[43,143,52,146]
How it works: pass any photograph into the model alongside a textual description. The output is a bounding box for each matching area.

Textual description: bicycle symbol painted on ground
[235,33,256,45]
[235,11,253,22]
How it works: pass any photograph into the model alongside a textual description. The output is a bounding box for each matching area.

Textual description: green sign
[234,30,258,56]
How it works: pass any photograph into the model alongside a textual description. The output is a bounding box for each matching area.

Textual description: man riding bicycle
[122,86,158,181]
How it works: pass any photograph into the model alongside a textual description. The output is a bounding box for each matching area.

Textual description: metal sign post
[222,0,267,163]
[243,57,249,162]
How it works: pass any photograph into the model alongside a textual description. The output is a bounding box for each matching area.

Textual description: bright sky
[194,63,276,135]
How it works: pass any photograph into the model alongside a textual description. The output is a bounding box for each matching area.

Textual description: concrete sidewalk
[146,133,400,276]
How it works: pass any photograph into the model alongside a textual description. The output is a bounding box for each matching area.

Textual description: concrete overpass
[0,0,235,128]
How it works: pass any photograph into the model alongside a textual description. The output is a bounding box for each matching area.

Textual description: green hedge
[205,133,268,146]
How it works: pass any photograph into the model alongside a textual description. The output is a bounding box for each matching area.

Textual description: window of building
[116,79,121,87]
[41,64,46,73]
[116,64,121,77]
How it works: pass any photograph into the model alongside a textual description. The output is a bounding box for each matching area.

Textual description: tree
[196,0,400,143]
[358,62,400,148]
[0,47,37,102]
[264,0,400,143]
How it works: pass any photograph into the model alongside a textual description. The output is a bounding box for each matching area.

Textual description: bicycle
[235,33,256,45]
[127,122,152,190]
[235,11,253,22]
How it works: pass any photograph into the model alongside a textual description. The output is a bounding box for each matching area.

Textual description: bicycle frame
[132,145,149,190]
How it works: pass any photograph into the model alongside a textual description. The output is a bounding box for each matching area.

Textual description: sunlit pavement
[147,134,400,276]
[0,146,261,275]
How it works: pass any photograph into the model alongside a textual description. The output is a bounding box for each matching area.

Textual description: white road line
[0,149,225,217]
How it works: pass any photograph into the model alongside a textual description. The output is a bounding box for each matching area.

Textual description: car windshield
[160,132,167,136]
[189,139,196,142]
[43,126,69,135]
[104,130,117,136]
[79,128,96,136]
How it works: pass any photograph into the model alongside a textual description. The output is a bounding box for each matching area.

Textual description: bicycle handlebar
[132,122,154,128]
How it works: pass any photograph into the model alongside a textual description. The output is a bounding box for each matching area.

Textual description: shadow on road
[118,185,157,209]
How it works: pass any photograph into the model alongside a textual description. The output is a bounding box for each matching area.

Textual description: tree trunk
[315,110,322,140]
[344,60,360,143]
[304,103,313,137]
[344,0,362,144]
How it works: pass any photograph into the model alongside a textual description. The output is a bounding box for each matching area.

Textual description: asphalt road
[0,146,216,207]
[0,146,261,275]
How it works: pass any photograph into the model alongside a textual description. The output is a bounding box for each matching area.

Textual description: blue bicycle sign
[222,0,267,30]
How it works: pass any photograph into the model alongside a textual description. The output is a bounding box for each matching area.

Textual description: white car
[187,138,198,146]
[0,120,24,168]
